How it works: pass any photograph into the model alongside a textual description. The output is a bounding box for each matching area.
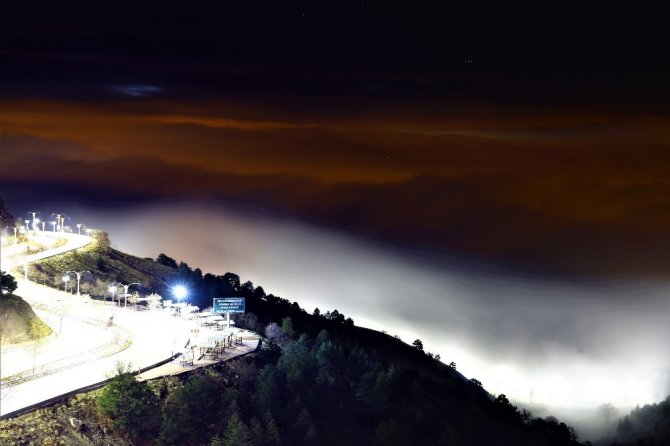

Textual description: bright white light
[173,285,188,300]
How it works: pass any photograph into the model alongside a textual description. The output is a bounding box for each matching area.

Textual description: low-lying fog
[80,201,670,435]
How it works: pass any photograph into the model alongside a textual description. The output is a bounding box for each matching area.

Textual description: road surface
[1,232,256,417]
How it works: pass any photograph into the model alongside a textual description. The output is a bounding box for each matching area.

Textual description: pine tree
[97,373,161,443]
[265,416,282,446]
[249,418,265,446]
[281,317,295,342]
[223,412,251,446]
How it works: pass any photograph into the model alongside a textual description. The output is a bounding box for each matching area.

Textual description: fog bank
[79,202,670,415]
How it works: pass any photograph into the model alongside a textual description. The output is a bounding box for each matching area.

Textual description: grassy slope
[0,294,52,344]
[29,237,178,298]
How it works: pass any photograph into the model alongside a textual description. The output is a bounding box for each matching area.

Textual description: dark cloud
[107,84,164,98]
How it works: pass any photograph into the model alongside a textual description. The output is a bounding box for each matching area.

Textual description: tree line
[98,323,581,446]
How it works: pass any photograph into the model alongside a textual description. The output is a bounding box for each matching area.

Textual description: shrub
[97,373,161,442]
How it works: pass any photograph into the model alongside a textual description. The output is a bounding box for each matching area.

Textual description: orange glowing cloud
[3,97,670,277]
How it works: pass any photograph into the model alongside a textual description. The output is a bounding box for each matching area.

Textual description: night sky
[3,1,670,422]
[3,1,670,278]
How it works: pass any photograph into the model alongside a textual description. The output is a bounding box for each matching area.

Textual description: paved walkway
[136,332,260,381]
[0,293,194,416]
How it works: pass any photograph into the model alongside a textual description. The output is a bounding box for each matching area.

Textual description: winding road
[1,231,253,417]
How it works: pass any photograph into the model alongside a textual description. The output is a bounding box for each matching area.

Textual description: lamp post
[54,214,66,232]
[56,299,67,335]
[108,285,117,304]
[77,223,82,235]
[66,270,90,296]
[30,211,39,231]
[62,275,70,293]
[50,221,56,232]
[122,283,140,308]
[40,221,45,232]
[172,285,188,317]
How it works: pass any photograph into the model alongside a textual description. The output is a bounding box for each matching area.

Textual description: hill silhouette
[602,396,670,446]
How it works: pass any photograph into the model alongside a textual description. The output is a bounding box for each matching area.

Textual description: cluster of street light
[101,283,190,308]
[2,209,192,313]
[1,210,92,246]
[57,276,192,325]
[105,282,140,307]
[1,214,205,418]
[62,270,91,295]
[1,211,92,276]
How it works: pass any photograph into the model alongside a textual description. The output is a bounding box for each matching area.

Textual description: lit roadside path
[2,233,107,379]
[0,301,193,416]
[0,308,117,378]
[1,233,192,417]
[1,232,92,276]
[136,330,260,381]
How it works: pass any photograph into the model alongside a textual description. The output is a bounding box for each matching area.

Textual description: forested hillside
[5,241,587,445]
[604,396,670,446]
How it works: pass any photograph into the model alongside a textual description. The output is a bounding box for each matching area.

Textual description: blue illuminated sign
[213,297,245,314]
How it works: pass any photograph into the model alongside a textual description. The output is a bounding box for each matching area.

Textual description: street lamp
[66,270,90,296]
[172,285,188,317]
[109,285,118,304]
[172,285,188,304]
[122,283,140,308]
[50,221,56,232]
[62,275,70,293]
[29,211,39,231]
[76,223,82,235]
[53,213,66,232]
